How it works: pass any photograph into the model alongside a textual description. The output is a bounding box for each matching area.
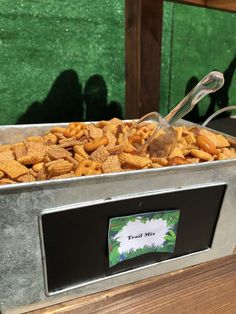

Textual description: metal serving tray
[0,121,235,314]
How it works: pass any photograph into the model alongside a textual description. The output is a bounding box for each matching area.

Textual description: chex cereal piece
[181,148,192,156]
[190,149,213,161]
[18,154,44,165]
[173,127,183,141]
[215,134,230,148]
[43,132,58,145]
[108,145,124,155]
[74,145,88,159]
[83,128,90,140]
[106,122,119,134]
[47,159,73,177]
[169,147,184,159]
[151,157,168,166]
[51,171,76,180]
[0,178,17,184]
[102,155,122,173]
[84,137,108,152]
[29,168,38,177]
[12,142,27,160]
[54,132,66,140]
[44,154,52,163]
[117,133,129,146]
[48,146,71,160]
[0,144,12,152]
[0,170,4,179]
[75,136,88,144]
[90,145,110,163]
[45,158,65,167]
[0,150,15,162]
[25,141,47,154]
[119,153,152,169]
[221,148,236,158]
[75,159,102,176]
[20,141,48,165]
[59,137,81,148]
[123,144,136,154]
[0,160,29,179]
[185,133,196,145]
[109,118,124,125]
[179,137,188,146]
[65,155,79,169]
[37,166,47,181]
[16,173,36,183]
[74,153,86,163]
[218,153,228,160]
[87,124,103,139]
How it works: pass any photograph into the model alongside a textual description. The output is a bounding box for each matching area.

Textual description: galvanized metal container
[0,121,235,314]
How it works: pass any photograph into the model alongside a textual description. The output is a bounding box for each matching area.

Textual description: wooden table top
[29,249,236,314]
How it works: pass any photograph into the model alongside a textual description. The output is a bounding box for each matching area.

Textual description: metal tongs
[134,71,225,157]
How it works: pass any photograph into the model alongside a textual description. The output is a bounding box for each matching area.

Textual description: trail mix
[0,118,235,185]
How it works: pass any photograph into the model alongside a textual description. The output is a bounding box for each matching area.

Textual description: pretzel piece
[75,159,102,176]
[84,137,108,152]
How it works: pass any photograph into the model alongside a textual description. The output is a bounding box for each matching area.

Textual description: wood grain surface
[28,250,236,314]
[125,0,163,119]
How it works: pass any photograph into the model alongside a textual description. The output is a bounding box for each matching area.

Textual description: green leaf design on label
[108,210,180,267]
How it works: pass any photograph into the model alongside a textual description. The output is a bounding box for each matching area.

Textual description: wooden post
[125,0,141,118]
[125,0,164,118]
[125,0,236,119]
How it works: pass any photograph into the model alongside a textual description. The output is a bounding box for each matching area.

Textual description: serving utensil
[135,71,225,157]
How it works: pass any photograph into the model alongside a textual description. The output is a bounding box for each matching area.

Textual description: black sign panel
[40,184,226,294]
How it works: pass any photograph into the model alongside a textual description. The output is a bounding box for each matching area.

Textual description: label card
[108,210,180,267]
